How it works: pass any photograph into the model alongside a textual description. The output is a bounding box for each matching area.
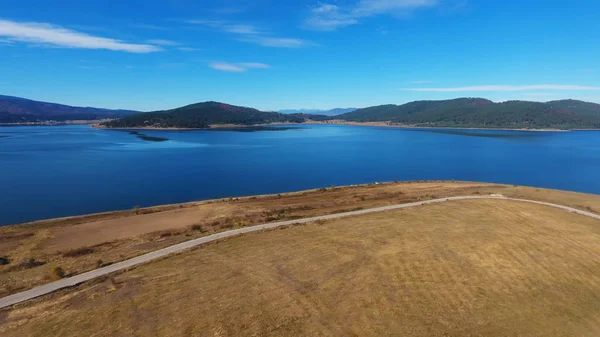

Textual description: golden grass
[2,199,600,336]
[1,181,599,298]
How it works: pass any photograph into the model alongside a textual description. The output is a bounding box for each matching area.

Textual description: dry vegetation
[2,199,600,336]
[1,181,600,298]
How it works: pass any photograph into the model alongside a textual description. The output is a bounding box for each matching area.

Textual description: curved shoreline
[91,121,592,132]
[1,194,599,310]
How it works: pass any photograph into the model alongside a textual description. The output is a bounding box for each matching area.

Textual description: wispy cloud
[187,20,312,48]
[145,39,180,46]
[239,36,311,48]
[209,62,271,72]
[410,80,433,84]
[304,0,438,31]
[178,47,200,52]
[404,85,600,92]
[224,24,262,35]
[0,19,161,53]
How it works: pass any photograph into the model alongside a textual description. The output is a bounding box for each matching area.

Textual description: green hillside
[103,102,307,129]
[338,98,600,129]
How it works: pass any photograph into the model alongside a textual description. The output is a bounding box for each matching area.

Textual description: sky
[1,0,599,111]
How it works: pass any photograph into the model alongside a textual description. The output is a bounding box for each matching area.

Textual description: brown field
[1,181,600,299]
[2,198,600,336]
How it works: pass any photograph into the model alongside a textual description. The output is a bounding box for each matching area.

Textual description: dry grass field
[2,181,600,298]
[2,198,600,336]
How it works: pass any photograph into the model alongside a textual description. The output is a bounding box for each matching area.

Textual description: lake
[1,124,599,226]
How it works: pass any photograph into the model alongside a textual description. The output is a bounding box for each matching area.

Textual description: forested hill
[337,98,600,129]
[0,95,138,123]
[103,101,308,128]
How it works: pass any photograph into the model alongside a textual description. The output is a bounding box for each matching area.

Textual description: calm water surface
[1,124,599,225]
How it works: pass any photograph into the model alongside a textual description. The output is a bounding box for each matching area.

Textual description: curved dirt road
[1,195,599,309]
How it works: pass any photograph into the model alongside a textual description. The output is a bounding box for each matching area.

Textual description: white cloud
[410,80,432,84]
[178,47,200,51]
[0,19,161,53]
[354,0,438,16]
[240,36,311,48]
[209,62,271,72]
[404,85,600,92]
[145,39,180,46]
[224,24,262,35]
[238,62,271,69]
[188,19,312,48]
[304,0,438,31]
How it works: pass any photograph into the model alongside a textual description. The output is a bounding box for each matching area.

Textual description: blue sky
[1,0,599,111]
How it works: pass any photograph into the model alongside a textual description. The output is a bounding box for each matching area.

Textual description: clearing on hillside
[2,199,600,336]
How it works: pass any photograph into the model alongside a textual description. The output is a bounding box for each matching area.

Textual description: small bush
[191,224,207,233]
[132,205,141,215]
[318,187,327,192]
[0,256,9,265]
[50,266,66,280]
[96,259,104,268]
[19,258,44,269]
[63,247,94,257]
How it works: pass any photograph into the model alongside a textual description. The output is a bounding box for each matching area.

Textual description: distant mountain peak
[279,108,357,116]
[0,95,138,123]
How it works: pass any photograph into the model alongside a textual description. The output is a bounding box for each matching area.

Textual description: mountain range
[2,94,600,130]
[338,98,600,129]
[0,95,138,123]
[103,101,307,129]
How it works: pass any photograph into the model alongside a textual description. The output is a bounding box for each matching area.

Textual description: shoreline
[304,120,572,132]
[3,180,476,228]
[91,121,586,132]
[3,121,597,132]
[3,179,596,229]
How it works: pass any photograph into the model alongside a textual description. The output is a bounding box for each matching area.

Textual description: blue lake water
[1,124,599,226]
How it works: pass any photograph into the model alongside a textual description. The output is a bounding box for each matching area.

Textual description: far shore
[89,121,590,132]
[5,120,597,132]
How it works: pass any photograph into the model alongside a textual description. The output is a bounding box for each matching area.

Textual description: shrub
[19,258,44,269]
[132,205,141,215]
[0,256,9,265]
[63,247,94,257]
[318,187,327,192]
[160,231,173,238]
[50,266,66,280]
[191,223,207,233]
[96,259,104,268]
